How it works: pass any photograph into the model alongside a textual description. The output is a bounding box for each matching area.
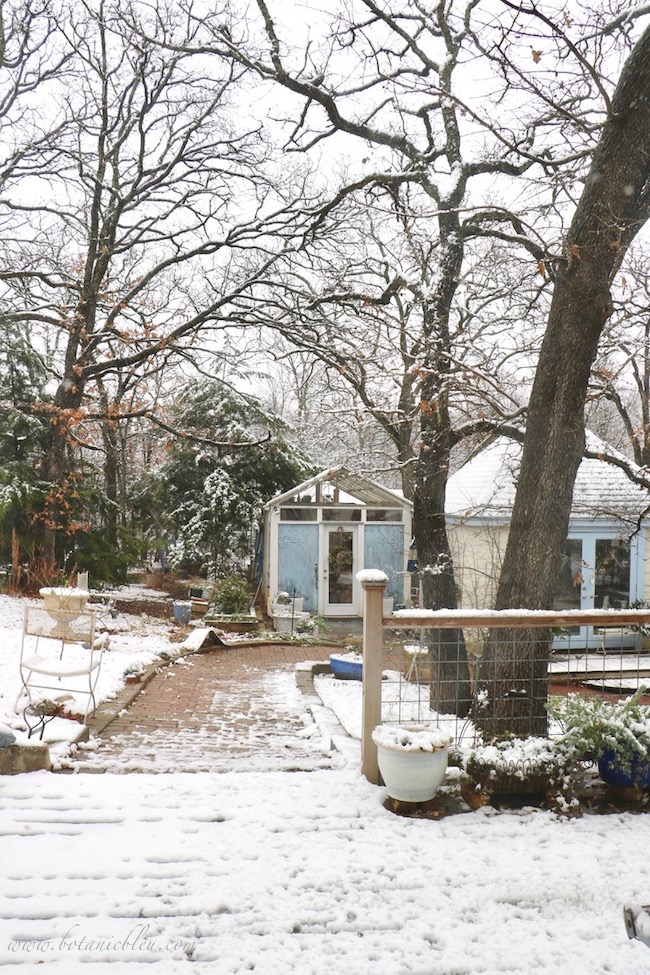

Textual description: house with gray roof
[445,434,650,648]
[261,436,649,646]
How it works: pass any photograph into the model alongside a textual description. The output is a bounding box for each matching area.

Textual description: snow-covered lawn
[2,768,650,973]
[0,591,178,754]
[1,593,650,973]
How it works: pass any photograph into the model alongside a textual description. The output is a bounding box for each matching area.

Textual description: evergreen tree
[134,381,310,579]
[0,326,49,563]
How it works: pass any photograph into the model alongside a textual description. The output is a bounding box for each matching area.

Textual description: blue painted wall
[364,524,405,603]
[278,524,319,612]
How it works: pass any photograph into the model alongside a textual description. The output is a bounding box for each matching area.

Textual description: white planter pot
[376,743,449,803]
[40,587,89,618]
[383,597,394,616]
[271,597,304,616]
[273,615,293,633]
[273,612,310,633]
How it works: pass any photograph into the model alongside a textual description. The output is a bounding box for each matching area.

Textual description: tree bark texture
[479,26,650,737]
[412,436,471,717]
[414,221,472,717]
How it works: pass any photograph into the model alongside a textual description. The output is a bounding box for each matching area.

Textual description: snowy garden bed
[0,592,180,762]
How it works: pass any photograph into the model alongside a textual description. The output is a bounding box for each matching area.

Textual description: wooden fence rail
[359,576,650,784]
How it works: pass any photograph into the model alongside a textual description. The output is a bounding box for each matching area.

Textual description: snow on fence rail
[358,576,650,785]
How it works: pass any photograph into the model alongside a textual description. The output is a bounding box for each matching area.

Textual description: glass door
[553,539,588,646]
[553,532,638,649]
[594,538,631,610]
[323,525,358,616]
[592,536,636,651]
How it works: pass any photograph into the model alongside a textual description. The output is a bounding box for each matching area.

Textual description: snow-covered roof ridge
[446,432,649,522]
[583,429,644,467]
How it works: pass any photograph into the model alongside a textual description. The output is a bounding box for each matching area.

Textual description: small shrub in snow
[295,615,327,634]
[461,736,579,812]
[465,735,575,783]
[549,686,650,777]
[211,574,251,615]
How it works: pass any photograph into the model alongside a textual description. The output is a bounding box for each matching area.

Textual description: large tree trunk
[396,424,416,501]
[101,421,120,549]
[412,433,472,717]
[97,379,120,549]
[39,301,94,560]
[39,376,86,561]
[413,223,472,717]
[478,25,650,738]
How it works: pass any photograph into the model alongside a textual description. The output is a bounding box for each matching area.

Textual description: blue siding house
[261,467,412,618]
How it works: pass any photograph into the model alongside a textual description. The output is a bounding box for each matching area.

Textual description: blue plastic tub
[329,654,363,681]
[172,601,192,624]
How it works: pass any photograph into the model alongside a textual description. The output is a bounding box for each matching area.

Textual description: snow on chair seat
[16,605,106,722]
[21,651,103,679]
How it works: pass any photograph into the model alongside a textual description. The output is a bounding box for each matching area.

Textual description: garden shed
[445,434,650,649]
[261,467,412,618]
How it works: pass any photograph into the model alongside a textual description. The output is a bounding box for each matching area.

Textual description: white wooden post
[360,574,387,784]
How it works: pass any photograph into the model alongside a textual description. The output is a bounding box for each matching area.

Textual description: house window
[280,507,318,521]
[366,509,402,522]
[321,507,362,522]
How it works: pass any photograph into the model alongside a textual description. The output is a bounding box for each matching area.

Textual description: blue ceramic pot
[598,749,650,789]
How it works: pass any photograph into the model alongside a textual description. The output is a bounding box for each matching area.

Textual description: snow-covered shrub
[464,735,575,784]
[549,687,650,777]
[135,381,309,580]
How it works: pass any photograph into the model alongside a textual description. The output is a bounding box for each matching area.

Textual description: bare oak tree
[480,21,650,736]
[1,0,311,556]
[183,0,641,713]
[587,248,650,467]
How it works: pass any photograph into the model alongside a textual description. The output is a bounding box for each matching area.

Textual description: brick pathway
[73,642,339,773]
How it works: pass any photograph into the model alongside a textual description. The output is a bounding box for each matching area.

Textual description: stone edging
[294,661,358,761]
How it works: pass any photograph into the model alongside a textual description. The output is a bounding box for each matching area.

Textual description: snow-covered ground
[2,766,650,974]
[0,590,179,755]
[1,592,650,973]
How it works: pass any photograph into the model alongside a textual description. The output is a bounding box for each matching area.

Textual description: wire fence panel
[359,581,650,782]
[379,621,650,746]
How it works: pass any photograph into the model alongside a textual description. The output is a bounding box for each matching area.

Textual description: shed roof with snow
[263,465,409,511]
